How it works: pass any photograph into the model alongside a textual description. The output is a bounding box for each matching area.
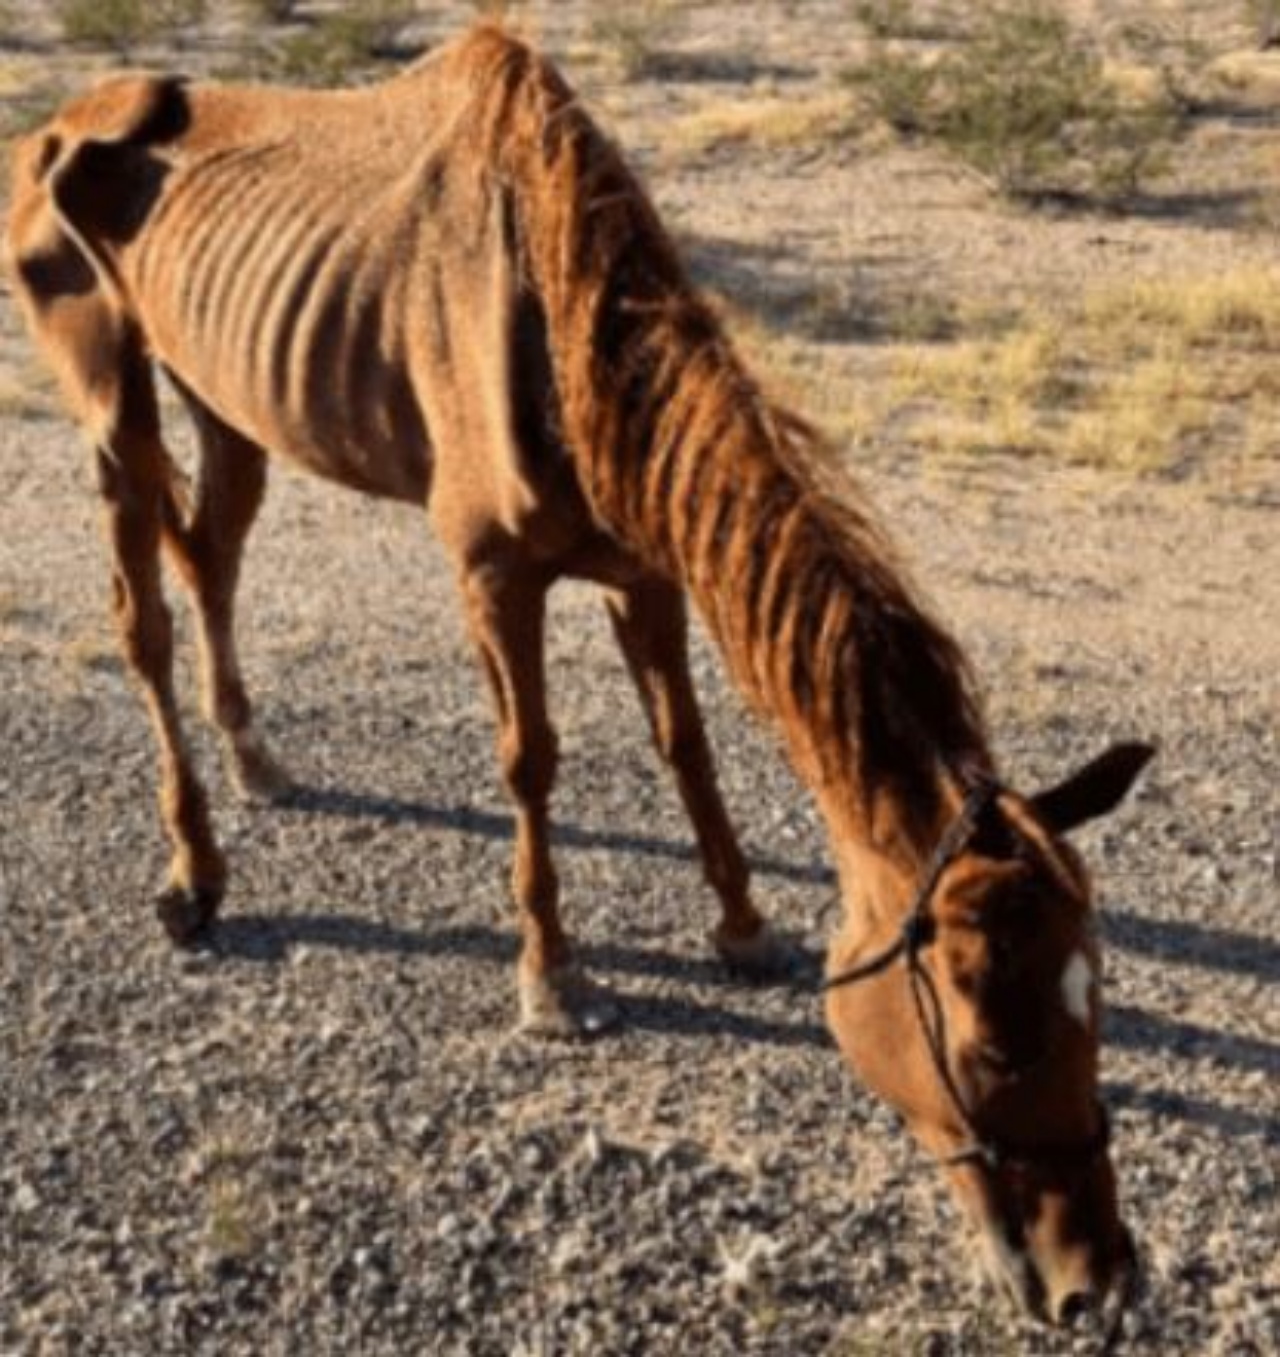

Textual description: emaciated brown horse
[5,25,1153,1325]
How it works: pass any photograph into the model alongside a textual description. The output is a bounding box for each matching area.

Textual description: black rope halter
[823,777,1112,1173]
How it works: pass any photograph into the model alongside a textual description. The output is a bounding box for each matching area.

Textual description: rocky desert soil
[1,3,1277,1354]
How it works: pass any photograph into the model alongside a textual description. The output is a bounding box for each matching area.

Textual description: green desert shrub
[265,0,418,86]
[846,48,939,135]
[240,0,302,23]
[847,1,1181,202]
[56,0,206,55]
[852,0,955,41]
[587,0,688,80]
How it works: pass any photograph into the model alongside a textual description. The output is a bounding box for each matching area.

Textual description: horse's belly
[141,179,434,504]
[154,306,433,504]
[267,364,432,503]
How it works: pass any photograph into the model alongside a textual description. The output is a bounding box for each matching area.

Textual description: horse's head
[825,742,1153,1326]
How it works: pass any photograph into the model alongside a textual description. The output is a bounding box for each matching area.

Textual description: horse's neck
[813,757,967,932]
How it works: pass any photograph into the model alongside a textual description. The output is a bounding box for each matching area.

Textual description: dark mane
[463,26,992,819]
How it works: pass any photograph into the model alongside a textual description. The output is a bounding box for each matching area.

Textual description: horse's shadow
[212,912,833,1052]
[277,782,836,887]
[278,782,1278,975]
[210,907,1279,1141]
[1106,1080,1278,1146]
[218,783,1279,1140]
[1102,909,1280,985]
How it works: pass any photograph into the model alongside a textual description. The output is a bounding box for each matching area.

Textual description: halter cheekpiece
[823,776,1112,1173]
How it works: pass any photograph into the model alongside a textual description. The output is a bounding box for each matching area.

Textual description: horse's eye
[975,1042,1015,1074]
[974,1040,1037,1080]
[988,933,1022,975]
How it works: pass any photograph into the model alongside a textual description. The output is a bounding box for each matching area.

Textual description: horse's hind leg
[96,423,226,945]
[460,558,617,1036]
[605,576,786,976]
[161,388,292,802]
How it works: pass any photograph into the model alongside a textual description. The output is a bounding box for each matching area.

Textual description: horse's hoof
[713,921,796,980]
[518,964,620,1039]
[155,885,222,946]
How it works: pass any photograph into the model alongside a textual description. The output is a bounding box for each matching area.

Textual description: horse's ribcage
[135,140,431,500]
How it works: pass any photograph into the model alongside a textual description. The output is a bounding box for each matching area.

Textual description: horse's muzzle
[979,1220,1139,1329]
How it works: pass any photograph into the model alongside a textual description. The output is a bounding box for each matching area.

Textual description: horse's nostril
[1055,1290,1097,1325]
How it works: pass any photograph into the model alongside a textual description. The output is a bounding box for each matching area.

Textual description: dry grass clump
[1083,272,1280,350]
[1060,352,1212,469]
[183,1124,273,1266]
[671,93,857,158]
[894,323,1072,409]
[886,270,1280,470]
[1109,14,1231,116]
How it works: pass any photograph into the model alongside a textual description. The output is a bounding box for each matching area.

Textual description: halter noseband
[823,778,1112,1173]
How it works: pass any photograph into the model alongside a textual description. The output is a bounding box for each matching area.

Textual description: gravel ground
[2,4,1278,1353]
[2,423,1276,1356]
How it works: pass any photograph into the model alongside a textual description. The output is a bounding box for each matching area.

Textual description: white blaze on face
[1060,951,1095,1028]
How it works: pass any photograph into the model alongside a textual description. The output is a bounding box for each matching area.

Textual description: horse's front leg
[604,575,787,976]
[161,388,293,803]
[97,438,225,944]
[461,560,617,1037]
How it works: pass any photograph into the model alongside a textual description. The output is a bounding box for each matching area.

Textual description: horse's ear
[1031,742,1156,834]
